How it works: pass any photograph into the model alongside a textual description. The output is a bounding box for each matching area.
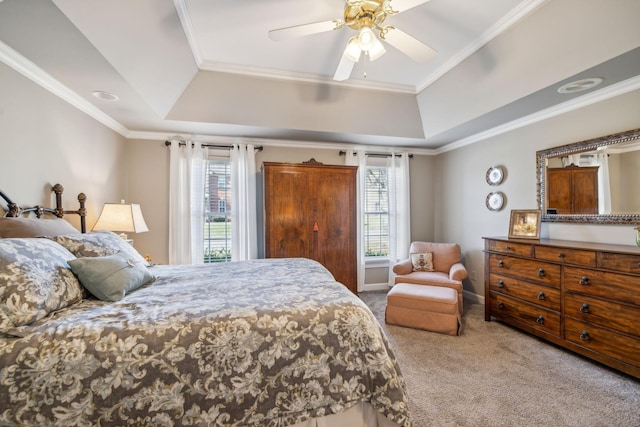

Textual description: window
[204,158,232,263]
[364,165,390,257]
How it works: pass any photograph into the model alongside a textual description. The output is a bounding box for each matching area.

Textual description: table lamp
[93,200,149,244]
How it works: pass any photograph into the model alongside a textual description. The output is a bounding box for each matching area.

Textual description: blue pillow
[68,251,155,302]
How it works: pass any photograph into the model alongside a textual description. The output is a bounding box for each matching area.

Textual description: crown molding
[173,0,202,66]
[198,60,417,94]
[0,40,129,137]
[416,0,550,93]
[127,130,436,156]
[174,0,547,95]
[435,75,640,155]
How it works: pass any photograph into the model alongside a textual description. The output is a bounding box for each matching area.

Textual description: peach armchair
[392,242,468,312]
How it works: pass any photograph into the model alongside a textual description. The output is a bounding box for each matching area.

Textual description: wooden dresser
[484,237,640,379]
[263,161,358,294]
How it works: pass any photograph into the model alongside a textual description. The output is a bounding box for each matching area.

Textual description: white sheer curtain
[168,140,208,265]
[596,153,611,214]
[344,149,366,292]
[230,142,258,261]
[387,153,411,286]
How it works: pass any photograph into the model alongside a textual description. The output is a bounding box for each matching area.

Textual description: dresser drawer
[488,292,560,337]
[564,292,640,337]
[489,273,560,311]
[599,252,640,274]
[487,240,532,257]
[565,317,640,369]
[488,254,560,288]
[535,246,596,267]
[563,266,640,306]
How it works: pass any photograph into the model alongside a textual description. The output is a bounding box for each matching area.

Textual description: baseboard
[464,289,484,305]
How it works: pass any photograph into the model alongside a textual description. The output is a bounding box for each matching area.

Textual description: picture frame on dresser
[508,209,541,239]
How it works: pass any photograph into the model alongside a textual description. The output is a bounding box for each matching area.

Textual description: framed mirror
[536,128,640,224]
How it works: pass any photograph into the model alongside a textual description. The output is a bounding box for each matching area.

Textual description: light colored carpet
[360,291,640,427]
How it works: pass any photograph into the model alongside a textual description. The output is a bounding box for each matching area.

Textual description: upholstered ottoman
[385,283,461,336]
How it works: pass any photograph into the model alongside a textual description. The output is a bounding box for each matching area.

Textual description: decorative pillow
[0,217,79,238]
[50,230,149,266]
[411,252,434,272]
[0,238,84,334]
[68,251,155,302]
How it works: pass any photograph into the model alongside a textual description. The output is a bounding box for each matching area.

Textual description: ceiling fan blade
[269,19,343,41]
[385,0,431,14]
[381,27,437,63]
[333,53,357,81]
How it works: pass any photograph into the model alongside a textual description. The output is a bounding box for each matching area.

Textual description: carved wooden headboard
[0,184,87,233]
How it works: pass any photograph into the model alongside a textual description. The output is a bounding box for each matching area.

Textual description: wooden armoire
[263,160,358,294]
[547,165,599,214]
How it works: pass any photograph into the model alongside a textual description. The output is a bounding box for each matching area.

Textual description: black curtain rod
[165,140,263,151]
[339,150,413,158]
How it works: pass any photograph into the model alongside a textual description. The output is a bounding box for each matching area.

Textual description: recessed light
[557,77,603,94]
[92,91,119,101]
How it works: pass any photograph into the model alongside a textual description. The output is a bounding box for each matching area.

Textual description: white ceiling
[0,0,639,151]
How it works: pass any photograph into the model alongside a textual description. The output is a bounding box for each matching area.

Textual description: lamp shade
[93,203,149,234]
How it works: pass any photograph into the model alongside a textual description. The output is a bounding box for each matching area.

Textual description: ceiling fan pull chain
[364,53,368,78]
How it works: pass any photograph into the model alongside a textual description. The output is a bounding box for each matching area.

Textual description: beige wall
[0,62,127,230]
[435,89,640,300]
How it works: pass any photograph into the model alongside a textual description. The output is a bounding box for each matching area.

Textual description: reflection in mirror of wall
[537,128,640,224]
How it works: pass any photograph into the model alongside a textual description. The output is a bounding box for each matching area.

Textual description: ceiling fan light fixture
[357,26,376,51]
[344,37,362,62]
[367,38,386,61]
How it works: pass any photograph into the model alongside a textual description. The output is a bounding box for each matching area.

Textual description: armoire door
[547,166,598,214]
[312,166,357,292]
[263,161,358,294]
[572,167,598,214]
[264,165,314,259]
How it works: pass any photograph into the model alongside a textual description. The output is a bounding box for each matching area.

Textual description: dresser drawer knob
[497,280,505,288]
[579,276,590,286]
[579,303,590,314]
[537,292,545,301]
[558,253,565,258]
[536,315,544,324]
[497,301,504,310]
[579,330,590,342]
[498,260,504,268]
[504,246,511,251]
[537,268,545,278]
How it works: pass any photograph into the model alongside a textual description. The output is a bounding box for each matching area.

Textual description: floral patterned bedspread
[0,258,411,427]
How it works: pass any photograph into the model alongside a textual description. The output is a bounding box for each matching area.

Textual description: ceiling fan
[268,0,437,81]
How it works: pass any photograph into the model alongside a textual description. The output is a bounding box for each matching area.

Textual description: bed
[0,185,411,427]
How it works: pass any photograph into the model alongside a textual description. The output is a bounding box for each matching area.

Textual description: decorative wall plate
[486,191,505,211]
[486,165,505,185]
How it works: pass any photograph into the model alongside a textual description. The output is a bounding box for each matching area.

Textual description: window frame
[363,158,391,262]
[203,154,232,263]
